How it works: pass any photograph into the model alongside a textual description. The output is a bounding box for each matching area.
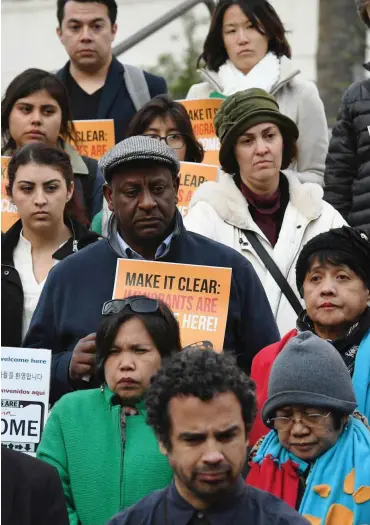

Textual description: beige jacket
[187,56,328,187]
[184,172,347,335]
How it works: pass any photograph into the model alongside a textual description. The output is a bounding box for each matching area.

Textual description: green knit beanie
[214,88,299,174]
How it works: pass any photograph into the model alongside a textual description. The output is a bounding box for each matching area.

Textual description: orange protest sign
[113,260,232,351]
[1,157,19,232]
[178,162,219,217]
[179,99,223,165]
[71,119,115,159]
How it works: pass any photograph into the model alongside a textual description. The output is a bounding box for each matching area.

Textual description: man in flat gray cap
[24,136,279,404]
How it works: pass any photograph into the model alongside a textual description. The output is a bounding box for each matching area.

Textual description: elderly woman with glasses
[247,332,370,525]
[36,296,182,525]
[249,227,370,447]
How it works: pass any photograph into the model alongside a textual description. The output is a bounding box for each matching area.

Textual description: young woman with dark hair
[1,68,104,222]
[187,0,328,187]
[36,296,181,525]
[91,94,204,235]
[1,143,99,347]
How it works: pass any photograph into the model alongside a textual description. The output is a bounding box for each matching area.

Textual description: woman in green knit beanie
[184,88,346,336]
[36,296,181,525]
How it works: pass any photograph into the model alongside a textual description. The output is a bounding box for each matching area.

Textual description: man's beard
[175,464,235,502]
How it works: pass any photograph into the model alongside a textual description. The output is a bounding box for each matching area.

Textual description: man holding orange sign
[24,136,279,404]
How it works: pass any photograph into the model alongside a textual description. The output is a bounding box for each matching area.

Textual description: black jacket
[107,478,309,525]
[23,212,279,404]
[1,446,69,525]
[324,64,370,233]
[1,218,99,348]
[57,57,167,143]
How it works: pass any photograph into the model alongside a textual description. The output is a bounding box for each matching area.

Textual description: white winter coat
[184,172,347,335]
[187,56,328,187]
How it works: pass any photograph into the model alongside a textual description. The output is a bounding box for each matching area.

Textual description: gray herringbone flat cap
[99,135,180,182]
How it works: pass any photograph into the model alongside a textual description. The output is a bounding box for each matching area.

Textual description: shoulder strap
[243,229,303,316]
[123,64,151,111]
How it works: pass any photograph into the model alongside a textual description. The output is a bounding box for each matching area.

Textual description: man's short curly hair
[145,349,256,450]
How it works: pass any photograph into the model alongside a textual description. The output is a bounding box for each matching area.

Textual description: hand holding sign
[69,333,97,381]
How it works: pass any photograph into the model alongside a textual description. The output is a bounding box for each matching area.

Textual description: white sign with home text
[1,347,51,456]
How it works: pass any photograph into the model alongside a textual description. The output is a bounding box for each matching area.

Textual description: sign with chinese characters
[1,347,51,456]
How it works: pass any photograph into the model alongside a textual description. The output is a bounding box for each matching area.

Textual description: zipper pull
[73,240,78,253]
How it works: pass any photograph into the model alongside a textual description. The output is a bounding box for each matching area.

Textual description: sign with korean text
[71,119,115,159]
[178,162,219,217]
[179,99,223,165]
[1,156,19,232]
[1,347,51,456]
[113,260,232,351]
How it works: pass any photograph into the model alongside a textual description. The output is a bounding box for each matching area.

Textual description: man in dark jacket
[1,446,69,525]
[106,350,309,525]
[324,0,370,233]
[56,0,167,143]
[23,136,279,404]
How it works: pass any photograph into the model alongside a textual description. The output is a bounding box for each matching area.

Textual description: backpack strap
[123,64,151,111]
[242,229,303,316]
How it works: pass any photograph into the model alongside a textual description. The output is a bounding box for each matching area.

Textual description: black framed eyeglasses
[143,133,186,150]
[102,297,159,316]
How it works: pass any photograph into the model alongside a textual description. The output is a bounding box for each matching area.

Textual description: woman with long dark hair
[2,68,104,223]
[187,0,328,187]
[1,143,99,347]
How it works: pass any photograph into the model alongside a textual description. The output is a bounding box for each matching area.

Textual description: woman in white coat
[184,89,346,335]
[187,0,328,187]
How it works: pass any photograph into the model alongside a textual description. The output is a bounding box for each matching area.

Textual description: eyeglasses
[144,133,186,150]
[102,297,159,316]
[266,412,331,431]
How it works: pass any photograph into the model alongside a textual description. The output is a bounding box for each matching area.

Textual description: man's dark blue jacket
[23,213,279,404]
[56,57,167,143]
[106,479,309,525]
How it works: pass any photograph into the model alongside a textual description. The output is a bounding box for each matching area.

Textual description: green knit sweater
[36,387,173,525]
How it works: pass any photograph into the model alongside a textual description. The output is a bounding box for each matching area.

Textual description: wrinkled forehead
[306,255,351,274]
[168,392,244,434]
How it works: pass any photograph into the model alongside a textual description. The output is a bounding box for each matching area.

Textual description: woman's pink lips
[118,377,138,385]
[26,131,45,137]
[254,160,272,167]
[319,302,337,308]
[291,443,316,450]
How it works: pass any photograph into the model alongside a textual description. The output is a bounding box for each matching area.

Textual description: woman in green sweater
[36,296,182,525]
